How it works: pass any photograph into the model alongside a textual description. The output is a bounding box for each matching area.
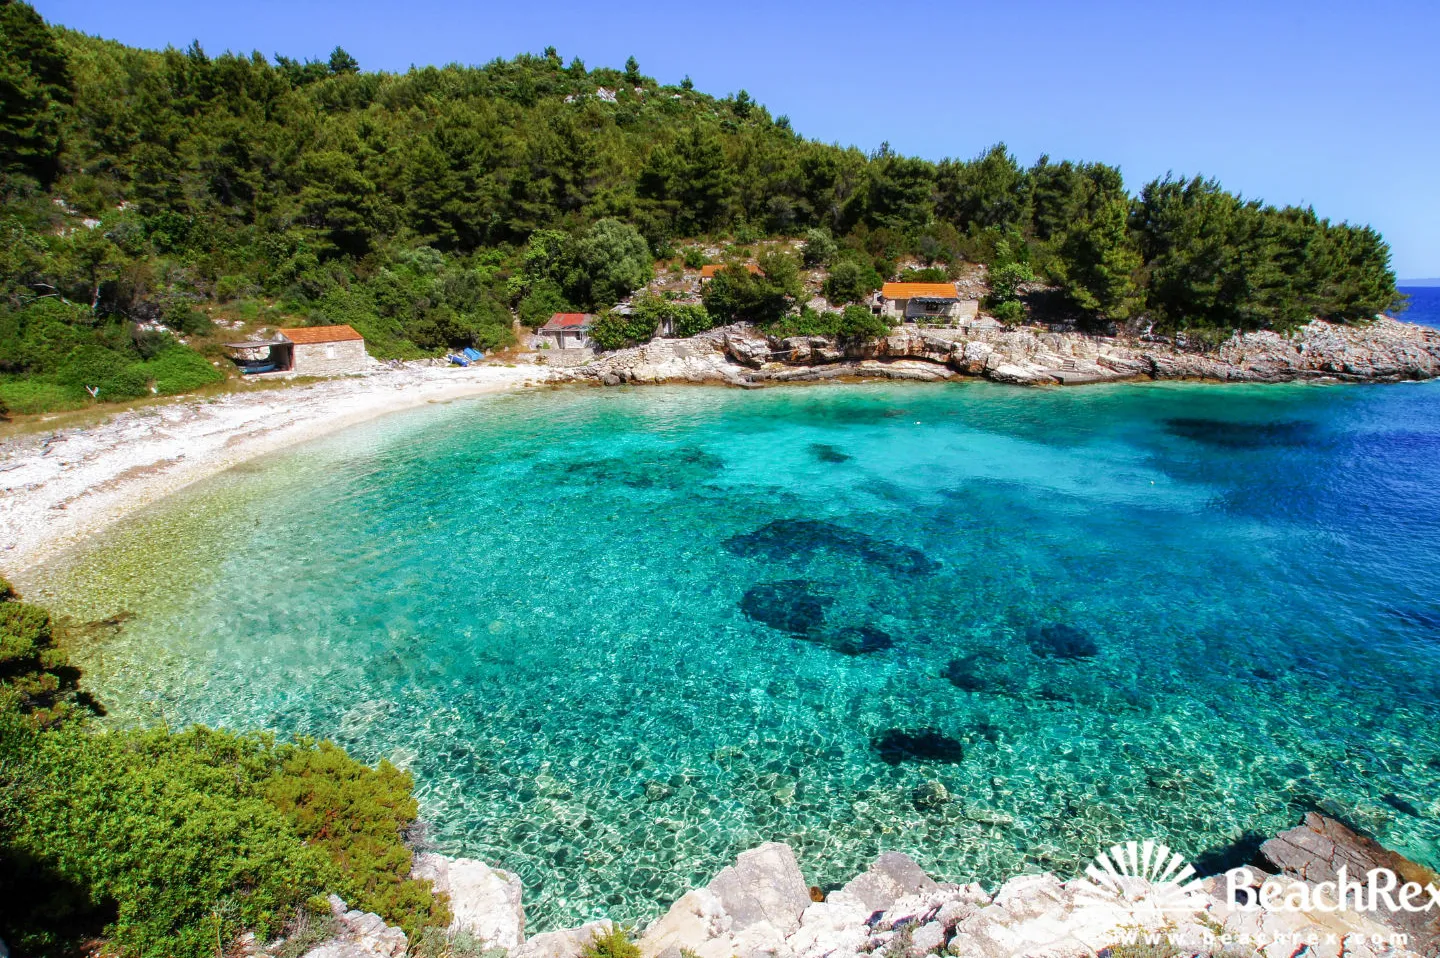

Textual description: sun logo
[1080,840,1206,912]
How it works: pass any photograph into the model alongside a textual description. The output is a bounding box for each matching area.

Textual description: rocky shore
[559,317,1440,389]
[289,814,1438,958]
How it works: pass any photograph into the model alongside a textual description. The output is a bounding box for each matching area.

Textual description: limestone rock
[639,889,732,958]
[411,852,525,948]
[705,842,813,937]
[302,896,408,958]
[641,843,811,958]
[1258,813,1440,954]
[512,920,610,958]
[570,316,1440,390]
[837,852,939,916]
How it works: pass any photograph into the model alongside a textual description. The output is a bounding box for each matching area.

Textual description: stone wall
[292,339,370,376]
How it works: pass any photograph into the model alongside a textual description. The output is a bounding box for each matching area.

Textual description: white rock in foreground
[412,852,526,948]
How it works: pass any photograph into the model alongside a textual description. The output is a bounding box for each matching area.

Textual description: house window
[325,345,337,358]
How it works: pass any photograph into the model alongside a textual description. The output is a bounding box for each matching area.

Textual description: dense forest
[0,0,1402,413]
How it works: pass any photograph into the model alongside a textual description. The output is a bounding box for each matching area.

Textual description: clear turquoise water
[27,381,1440,929]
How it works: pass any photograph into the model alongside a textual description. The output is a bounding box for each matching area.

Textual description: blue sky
[34,0,1440,279]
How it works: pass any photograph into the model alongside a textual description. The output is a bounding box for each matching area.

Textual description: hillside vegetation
[0,0,1402,415]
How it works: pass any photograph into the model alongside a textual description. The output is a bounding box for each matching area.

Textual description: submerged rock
[1025,623,1099,659]
[871,728,965,765]
[809,442,852,463]
[1165,416,1318,449]
[911,780,951,811]
[739,580,832,636]
[547,446,724,490]
[941,653,1021,694]
[821,624,894,656]
[724,518,938,575]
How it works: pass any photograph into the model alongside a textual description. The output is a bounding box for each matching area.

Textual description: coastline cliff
[562,317,1440,389]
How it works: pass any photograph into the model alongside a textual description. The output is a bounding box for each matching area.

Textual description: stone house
[276,325,370,374]
[876,282,962,322]
[537,313,596,349]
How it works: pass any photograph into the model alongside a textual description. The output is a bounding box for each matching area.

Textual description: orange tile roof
[699,263,763,279]
[881,282,959,300]
[278,324,365,344]
[540,312,595,331]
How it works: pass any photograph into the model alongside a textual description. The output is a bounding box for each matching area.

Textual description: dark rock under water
[809,442,853,463]
[942,653,1020,694]
[820,624,894,656]
[1026,623,1100,659]
[544,446,725,490]
[1164,417,1318,449]
[739,580,833,637]
[724,518,939,575]
[871,728,966,765]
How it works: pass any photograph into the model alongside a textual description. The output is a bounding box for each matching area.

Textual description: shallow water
[27,381,1440,929]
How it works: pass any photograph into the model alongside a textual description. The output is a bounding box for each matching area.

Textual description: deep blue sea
[1400,285,1440,328]
[27,378,1440,930]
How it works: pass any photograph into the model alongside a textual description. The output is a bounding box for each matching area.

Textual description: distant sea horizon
[1398,285,1440,328]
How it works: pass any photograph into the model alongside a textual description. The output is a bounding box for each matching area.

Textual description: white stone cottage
[876,282,964,323]
[276,325,370,374]
[536,313,596,349]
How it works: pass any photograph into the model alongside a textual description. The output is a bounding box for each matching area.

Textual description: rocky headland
[559,317,1440,389]
[281,814,1438,958]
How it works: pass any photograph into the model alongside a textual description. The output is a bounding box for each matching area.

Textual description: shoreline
[0,363,557,578]
[5,314,1439,580]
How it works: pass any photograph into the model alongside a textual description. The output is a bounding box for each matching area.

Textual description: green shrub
[702,255,802,325]
[625,292,715,340]
[518,280,573,330]
[56,345,149,401]
[801,228,837,267]
[0,596,97,729]
[0,377,87,414]
[590,309,660,351]
[136,347,225,395]
[162,303,213,335]
[899,266,948,283]
[264,739,449,937]
[682,247,707,270]
[580,924,641,958]
[3,726,336,957]
[823,259,882,304]
[989,298,1025,324]
[0,726,448,957]
[765,305,892,341]
[985,261,1035,325]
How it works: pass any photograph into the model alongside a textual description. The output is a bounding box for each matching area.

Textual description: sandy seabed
[0,363,559,578]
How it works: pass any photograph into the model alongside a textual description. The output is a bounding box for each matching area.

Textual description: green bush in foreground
[0,583,448,957]
[580,924,642,958]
